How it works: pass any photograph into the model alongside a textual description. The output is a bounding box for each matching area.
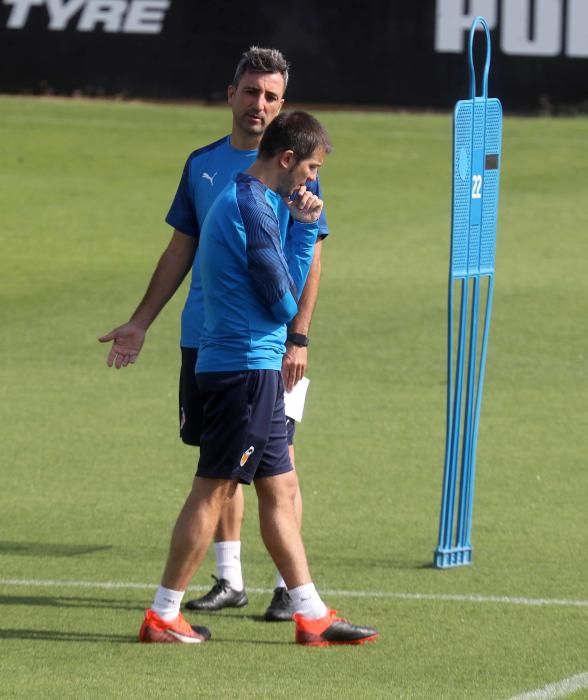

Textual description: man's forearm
[286,220,319,301]
[288,239,322,335]
[130,230,197,330]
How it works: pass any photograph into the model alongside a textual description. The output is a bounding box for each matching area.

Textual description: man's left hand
[282,342,307,392]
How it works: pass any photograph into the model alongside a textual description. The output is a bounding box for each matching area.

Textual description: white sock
[215,541,244,591]
[289,582,328,619]
[152,585,184,621]
[275,570,286,589]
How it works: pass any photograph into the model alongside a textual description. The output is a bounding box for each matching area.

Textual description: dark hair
[258,111,332,161]
[232,46,290,92]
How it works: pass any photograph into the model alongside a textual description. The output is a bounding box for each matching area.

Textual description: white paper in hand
[284,377,310,422]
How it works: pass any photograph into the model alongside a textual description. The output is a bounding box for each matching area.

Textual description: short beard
[275,161,299,196]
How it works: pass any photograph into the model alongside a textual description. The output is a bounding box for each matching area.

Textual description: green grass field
[0,96,587,699]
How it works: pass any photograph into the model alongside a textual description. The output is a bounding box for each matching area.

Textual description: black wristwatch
[287,333,309,347]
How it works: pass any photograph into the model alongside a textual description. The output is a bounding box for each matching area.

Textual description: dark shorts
[179,347,295,447]
[196,369,293,484]
[179,347,203,446]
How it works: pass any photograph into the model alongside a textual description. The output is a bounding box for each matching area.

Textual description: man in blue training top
[138,110,378,646]
[99,47,327,621]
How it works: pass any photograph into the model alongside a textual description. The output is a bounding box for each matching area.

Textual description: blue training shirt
[165,136,329,349]
[196,173,319,372]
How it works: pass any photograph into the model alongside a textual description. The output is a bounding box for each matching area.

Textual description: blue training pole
[434,16,503,569]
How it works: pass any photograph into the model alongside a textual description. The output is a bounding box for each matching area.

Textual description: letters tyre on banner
[0,0,586,108]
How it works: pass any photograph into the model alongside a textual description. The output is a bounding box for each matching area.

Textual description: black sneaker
[184,575,248,611]
[293,609,378,646]
[264,587,295,622]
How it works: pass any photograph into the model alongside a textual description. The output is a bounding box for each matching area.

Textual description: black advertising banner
[1,0,587,110]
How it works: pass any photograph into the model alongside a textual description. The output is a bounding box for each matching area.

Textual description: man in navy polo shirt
[138,111,378,646]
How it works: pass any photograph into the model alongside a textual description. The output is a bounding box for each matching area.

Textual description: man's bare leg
[139,477,236,644]
[160,477,236,592]
[262,445,304,620]
[289,444,303,528]
[255,470,379,646]
[255,470,333,623]
[183,482,248,609]
[254,470,311,588]
[211,485,246,592]
[139,477,237,643]
[214,483,245,540]
[186,443,304,613]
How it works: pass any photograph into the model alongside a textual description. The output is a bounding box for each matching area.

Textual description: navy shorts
[196,369,293,484]
[179,348,295,447]
[179,347,203,446]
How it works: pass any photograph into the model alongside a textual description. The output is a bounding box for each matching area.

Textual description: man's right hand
[286,185,323,224]
[98,322,146,369]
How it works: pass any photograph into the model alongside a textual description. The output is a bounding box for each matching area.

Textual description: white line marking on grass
[507,672,588,700]
[322,590,588,607]
[0,579,587,608]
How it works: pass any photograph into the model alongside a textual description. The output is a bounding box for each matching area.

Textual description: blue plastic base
[433,547,472,568]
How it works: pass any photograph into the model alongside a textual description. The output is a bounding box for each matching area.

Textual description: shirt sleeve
[238,191,299,324]
[308,177,329,237]
[165,155,200,237]
[282,178,326,294]
[284,219,319,300]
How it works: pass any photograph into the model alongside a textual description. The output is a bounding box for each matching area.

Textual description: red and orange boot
[293,608,378,646]
[139,609,211,644]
